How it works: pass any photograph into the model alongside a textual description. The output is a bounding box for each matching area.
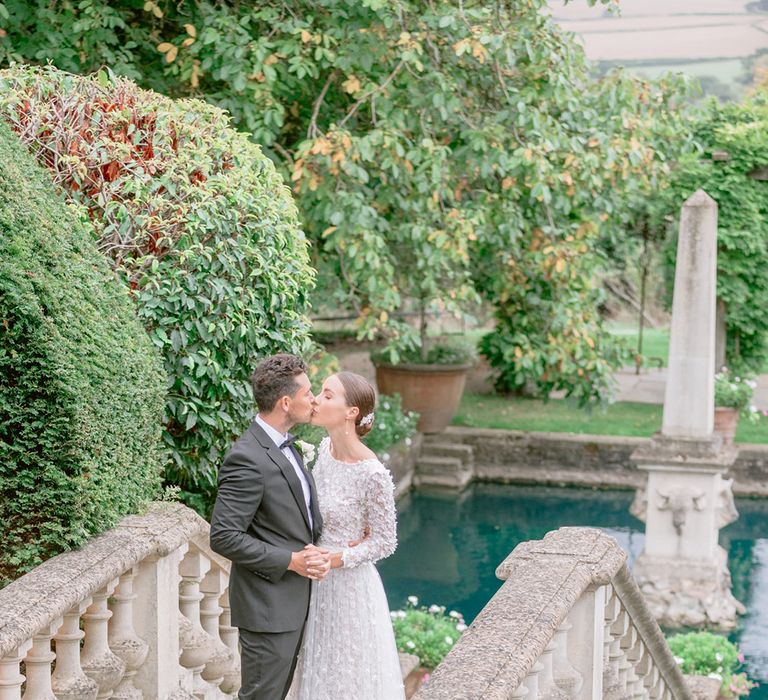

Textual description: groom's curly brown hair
[251,354,308,412]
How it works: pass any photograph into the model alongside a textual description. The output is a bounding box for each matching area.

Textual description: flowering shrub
[366,393,419,457]
[667,631,756,698]
[390,597,467,670]
[0,65,315,516]
[715,368,760,422]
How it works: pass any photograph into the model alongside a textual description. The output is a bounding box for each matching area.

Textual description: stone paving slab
[615,368,768,410]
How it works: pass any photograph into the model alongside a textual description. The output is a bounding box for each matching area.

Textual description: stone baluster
[199,561,233,690]
[0,642,32,700]
[109,568,149,700]
[647,672,661,700]
[522,660,544,700]
[81,580,126,699]
[602,589,621,692]
[552,621,582,698]
[217,588,240,696]
[626,637,647,699]
[631,639,652,699]
[644,665,660,698]
[132,546,187,700]
[178,551,217,700]
[617,624,638,692]
[564,584,605,698]
[605,602,629,700]
[538,640,568,700]
[52,601,98,700]
[22,621,61,700]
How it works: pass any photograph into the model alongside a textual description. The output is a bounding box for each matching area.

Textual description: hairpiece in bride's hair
[359,411,375,427]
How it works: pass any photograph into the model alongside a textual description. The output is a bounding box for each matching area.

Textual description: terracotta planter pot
[714,406,740,445]
[374,362,472,433]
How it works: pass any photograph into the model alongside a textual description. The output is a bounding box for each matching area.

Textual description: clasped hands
[288,527,370,580]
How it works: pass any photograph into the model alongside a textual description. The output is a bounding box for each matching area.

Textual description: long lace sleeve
[341,468,397,568]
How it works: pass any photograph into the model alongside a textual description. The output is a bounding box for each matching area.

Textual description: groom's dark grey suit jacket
[209,420,323,633]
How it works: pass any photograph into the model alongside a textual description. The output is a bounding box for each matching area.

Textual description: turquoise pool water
[378,484,768,697]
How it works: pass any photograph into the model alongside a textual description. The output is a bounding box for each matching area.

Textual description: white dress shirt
[255,415,313,530]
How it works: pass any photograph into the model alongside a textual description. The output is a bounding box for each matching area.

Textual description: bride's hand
[348,525,371,548]
[303,544,331,580]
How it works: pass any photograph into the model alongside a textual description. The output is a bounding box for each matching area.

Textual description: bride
[287,371,406,700]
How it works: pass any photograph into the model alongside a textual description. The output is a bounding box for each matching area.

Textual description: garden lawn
[608,322,670,367]
[453,393,768,444]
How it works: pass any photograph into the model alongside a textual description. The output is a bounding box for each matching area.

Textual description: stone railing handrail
[0,502,241,700]
[0,502,208,659]
[414,527,694,700]
[609,563,691,697]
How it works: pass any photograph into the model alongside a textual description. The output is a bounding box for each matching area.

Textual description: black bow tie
[280,435,297,450]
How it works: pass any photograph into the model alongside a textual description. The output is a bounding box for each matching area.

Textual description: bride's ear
[346,405,360,422]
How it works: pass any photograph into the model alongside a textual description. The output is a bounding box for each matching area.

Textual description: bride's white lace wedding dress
[287,437,406,700]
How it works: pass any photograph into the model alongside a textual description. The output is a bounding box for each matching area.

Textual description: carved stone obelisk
[630,190,743,629]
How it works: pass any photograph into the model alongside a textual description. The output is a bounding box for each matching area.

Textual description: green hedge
[0,66,316,516]
[0,121,166,586]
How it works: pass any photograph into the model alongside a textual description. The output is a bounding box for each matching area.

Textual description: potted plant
[713,368,759,445]
[390,597,468,695]
[365,216,479,432]
[372,336,477,433]
[666,631,756,698]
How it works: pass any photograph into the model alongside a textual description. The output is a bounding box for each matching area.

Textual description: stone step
[419,441,474,464]
[415,455,473,490]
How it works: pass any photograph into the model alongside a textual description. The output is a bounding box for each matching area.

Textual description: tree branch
[338,58,406,128]
[307,70,337,139]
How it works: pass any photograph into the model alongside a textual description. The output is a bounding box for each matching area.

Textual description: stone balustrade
[414,527,694,700]
[0,503,239,700]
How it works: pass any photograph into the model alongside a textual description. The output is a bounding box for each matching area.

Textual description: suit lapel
[288,440,323,541]
[248,422,312,535]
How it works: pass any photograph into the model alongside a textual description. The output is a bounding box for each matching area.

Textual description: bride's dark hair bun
[336,372,376,437]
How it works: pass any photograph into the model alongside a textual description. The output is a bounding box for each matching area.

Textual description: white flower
[405,437,412,446]
[715,652,724,662]
[382,452,390,463]
[383,401,391,409]
[397,610,407,619]
[407,595,419,606]
[296,440,317,465]
[390,611,398,620]
[406,641,416,649]
[429,604,441,614]
[746,380,758,389]
[707,673,722,681]
[735,377,741,383]
[750,405,758,413]
[444,636,454,645]
[456,623,467,632]
[674,656,684,666]
[449,610,462,619]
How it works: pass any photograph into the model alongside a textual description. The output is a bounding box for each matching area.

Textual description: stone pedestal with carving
[630,190,743,630]
[631,436,744,629]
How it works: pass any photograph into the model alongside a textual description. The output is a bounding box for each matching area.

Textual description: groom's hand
[288,545,331,580]
[304,544,331,580]
[347,525,371,548]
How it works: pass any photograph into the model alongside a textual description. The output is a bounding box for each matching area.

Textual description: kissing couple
[210,354,406,700]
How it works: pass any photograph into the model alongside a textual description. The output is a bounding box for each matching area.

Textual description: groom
[210,353,328,700]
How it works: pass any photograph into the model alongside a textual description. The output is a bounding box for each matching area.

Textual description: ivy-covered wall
[662,94,768,373]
